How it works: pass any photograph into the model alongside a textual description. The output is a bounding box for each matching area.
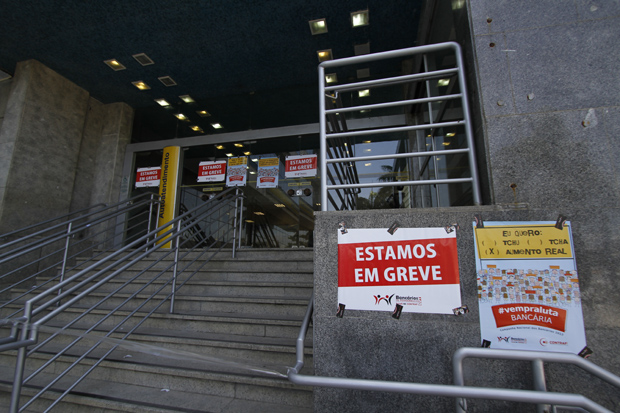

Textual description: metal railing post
[56,222,73,301]
[232,189,241,258]
[238,190,244,251]
[532,359,554,413]
[146,194,155,252]
[169,220,182,314]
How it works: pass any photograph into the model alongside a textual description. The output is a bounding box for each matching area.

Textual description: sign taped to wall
[338,227,461,314]
[473,221,586,353]
[135,167,161,187]
[198,161,226,182]
[285,154,317,178]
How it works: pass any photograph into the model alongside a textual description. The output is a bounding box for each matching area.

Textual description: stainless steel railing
[0,188,244,412]
[319,42,482,211]
[287,294,619,412]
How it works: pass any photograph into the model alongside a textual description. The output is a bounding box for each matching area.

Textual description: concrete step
[0,350,313,408]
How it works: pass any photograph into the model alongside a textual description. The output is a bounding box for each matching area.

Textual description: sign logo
[540,338,548,346]
[374,294,395,305]
[498,336,509,343]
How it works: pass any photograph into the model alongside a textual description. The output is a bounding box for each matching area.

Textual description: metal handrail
[287,294,617,413]
[318,41,482,211]
[0,188,244,412]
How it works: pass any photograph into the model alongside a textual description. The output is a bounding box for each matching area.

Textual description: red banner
[492,304,567,332]
[338,238,459,287]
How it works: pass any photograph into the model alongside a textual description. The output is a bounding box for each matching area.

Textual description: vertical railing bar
[146,194,155,252]
[319,64,328,211]
[56,222,73,303]
[238,190,244,251]
[532,359,553,413]
[169,220,182,314]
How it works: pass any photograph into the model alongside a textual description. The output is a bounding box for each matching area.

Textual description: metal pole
[238,190,244,251]
[146,194,155,252]
[57,222,73,302]
[232,189,240,258]
[169,220,181,314]
[532,359,553,413]
[319,64,327,211]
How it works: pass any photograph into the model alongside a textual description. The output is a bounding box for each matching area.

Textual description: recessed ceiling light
[243,151,251,155]
[351,10,369,27]
[155,99,170,107]
[274,204,286,208]
[437,79,450,87]
[254,211,265,216]
[234,143,244,147]
[363,140,372,143]
[309,18,328,35]
[104,59,126,71]
[226,153,234,157]
[212,123,223,129]
[446,132,456,137]
[190,125,203,132]
[215,145,225,149]
[325,73,338,84]
[132,81,150,90]
[158,76,177,87]
[442,142,451,146]
[317,49,333,62]
[358,89,370,98]
[354,42,370,55]
[174,113,189,121]
[132,53,154,66]
[197,110,211,117]
[365,149,372,152]
[251,158,259,162]
[179,95,195,103]
[249,171,256,175]
[357,68,370,78]
[364,163,372,166]
[245,219,255,223]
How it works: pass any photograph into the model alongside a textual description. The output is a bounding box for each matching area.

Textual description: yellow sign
[228,156,247,166]
[157,146,181,248]
[258,157,278,167]
[475,224,573,259]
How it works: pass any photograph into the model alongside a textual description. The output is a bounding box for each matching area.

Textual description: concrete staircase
[0,248,314,412]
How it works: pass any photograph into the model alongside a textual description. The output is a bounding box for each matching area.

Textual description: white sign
[285,154,317,178]
[338,227,461,314]
[198,161,226,182]
[256,157,279,188]
[473,221,586,354]
[226,156,247,187]
[135,167,161,188]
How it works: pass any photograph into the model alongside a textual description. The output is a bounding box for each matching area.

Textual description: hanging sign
[473,220,586,353]
[257,156,280,188]
[135,167,161,188]
[285,154,317,178]
[226,156,247,187]
[338,227,461,314]
[197,161,226,182]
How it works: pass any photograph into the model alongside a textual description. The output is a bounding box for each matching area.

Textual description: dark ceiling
[0,0,425,142]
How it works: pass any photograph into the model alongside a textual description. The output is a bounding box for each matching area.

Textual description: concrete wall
[313,1,620,411]
[0,60,133,234]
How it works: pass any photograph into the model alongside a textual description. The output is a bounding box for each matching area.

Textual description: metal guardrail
[287,295,618,412]
[318,42,482,211]
[0,188,244,412]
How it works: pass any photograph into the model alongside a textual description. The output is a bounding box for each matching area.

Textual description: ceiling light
[254,212,265,216]
[364,163,372,166]
[317,49,333,62]
[437,79,450,87]
[158,76,177,87]
[252,157,259,162]
[358,89,370,98]
[179,95,195,103]
[309,18,328,35]
[132,53,154,66]
[234,143,244,147]
[354,43,370,55]
[442,142,451,146]
[132,81,150,90]
[351,10,369,27]
[245,219,255,223]
[226,153,234,157]
[190,125,203,132]
[243,151,251,155]
[365,149,372,152]
[104,59,125,71]
[275,204,286,208]
[211,123,223,129]
[215,145,225,150]
[174,113,188,121]
[249,171,256,175]
[446,132,456,137]
[155,99,170,107]
[363,140,372,143]
[325,73,338,84]
[197,110,211,117]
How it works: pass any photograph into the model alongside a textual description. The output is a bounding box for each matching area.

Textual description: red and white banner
[338,227,461,314]
[198,161,226,182]
[285,155,317,178]
[135,167,161,188]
